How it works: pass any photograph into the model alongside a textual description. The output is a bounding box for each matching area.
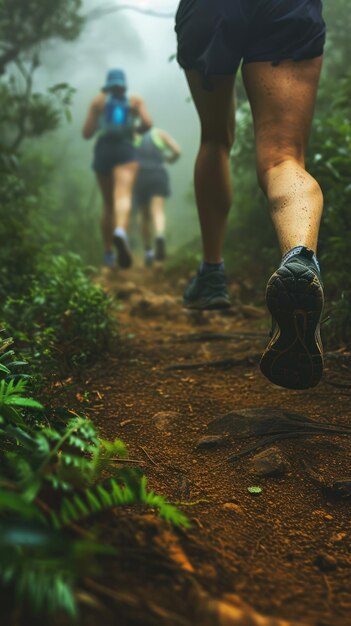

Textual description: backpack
[101,94,134,139]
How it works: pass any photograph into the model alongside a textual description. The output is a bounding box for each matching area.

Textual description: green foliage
[0,0,83,73]
[0,334,189,621]
[0,155,46,301]
[2,254,115,374]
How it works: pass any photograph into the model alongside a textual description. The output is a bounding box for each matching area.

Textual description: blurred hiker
[175,0,326,390]
[83,69,152,269]
[134,128,181,266]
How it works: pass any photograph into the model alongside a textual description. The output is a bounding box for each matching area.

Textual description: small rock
[315,553,338,572]
[250,446,287,477]
[222,503,244,514]
[153,411,182,432]
[207,408,307,436]
[196,434,229,450]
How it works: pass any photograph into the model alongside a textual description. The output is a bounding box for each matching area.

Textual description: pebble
[196,434,229,450]
[249,446,287,477]
[153,411,181,432]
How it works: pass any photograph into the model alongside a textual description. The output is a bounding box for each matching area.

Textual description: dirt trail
[83,265,351,626]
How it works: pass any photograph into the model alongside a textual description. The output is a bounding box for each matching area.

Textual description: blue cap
[102,69,127,92]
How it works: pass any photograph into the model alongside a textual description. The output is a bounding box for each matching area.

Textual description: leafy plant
[2,254,115,375]
[0,333,189,622]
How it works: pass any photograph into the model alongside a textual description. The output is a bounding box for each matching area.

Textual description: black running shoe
[260,247,324,390]
[183,269,231,310]
[113,235,133,269]
[155,237,166,261]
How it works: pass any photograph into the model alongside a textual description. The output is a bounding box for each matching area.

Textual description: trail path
[82,265,351,626]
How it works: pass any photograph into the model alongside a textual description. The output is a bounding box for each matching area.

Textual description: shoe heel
[261,264,324,390]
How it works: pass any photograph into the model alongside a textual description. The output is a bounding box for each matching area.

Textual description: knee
[201,121,235,153]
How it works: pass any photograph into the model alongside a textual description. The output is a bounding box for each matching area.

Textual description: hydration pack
[101,94,134,139]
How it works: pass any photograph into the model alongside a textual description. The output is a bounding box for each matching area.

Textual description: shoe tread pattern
[260,260,324,390]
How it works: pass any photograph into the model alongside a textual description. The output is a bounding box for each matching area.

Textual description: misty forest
[0,1,350,625]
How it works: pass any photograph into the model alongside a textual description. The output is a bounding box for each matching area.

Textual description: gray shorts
[134,168,171,205]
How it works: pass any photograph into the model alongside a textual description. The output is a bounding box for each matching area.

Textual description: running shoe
[260,247,324,390]
[144,250,155,268]
[155,237,166,261]
[113,235,133,269]
[103,251,116,268]
[183,269,231,310]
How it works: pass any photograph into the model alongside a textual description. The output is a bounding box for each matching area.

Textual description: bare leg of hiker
[150,196,166,238]
[243,57,325,390]
[112,162,139,268]
[140,202,155,266]
[96,174,115,266]
[182,71,235,309]
[185,71,235,264]
[242,58,323,255]
[150,196,167,261]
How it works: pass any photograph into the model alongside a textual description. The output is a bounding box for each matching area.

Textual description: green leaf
[6,397,43,409]
[248,486,262,495]
[0,492,45,522]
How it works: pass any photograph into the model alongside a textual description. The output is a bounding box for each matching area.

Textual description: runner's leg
[185,71,235,263]
[242,58,323,254]
[150,196,166,237]
[96,174,114,251]
[112,162,139,232]
[243,58,325,389]
[140,202,153,250]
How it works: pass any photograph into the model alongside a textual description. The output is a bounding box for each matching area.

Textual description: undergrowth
[0,333,189,623]
[2,254,115,377]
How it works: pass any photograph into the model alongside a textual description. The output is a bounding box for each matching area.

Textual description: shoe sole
[260,263,324,390]
[113,236,133,269]
[184,296,232,311]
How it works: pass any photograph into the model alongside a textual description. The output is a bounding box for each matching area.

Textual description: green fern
[0,333,190,623]
[50,475,190,530]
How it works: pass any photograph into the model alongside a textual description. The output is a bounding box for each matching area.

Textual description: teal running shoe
[183,270,231,310]
[260,247,324,390]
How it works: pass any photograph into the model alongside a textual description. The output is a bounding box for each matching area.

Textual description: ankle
[281,245,320,272]
[199,260,225,276]
[114,227,127,240]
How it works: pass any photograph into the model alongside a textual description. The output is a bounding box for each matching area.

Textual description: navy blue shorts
[134,168,171,206]
[93,134,137,175]
[175,0,326,83]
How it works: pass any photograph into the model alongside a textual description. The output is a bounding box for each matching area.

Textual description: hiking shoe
[113,235,133,269]
[155,237,166,261]
[260,247,324,390]
[103,251,116,268]
[144,250,155,268]
[183,270,231,310]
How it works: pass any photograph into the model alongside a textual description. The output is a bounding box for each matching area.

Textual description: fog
[35,0,200,250]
